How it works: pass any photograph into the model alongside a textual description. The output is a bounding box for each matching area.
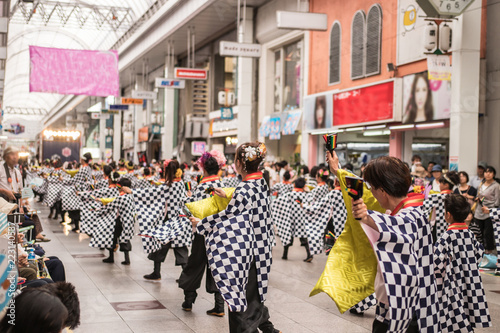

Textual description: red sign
[174,67,207,80]
[62,147,71,157]
[333,81,394,126]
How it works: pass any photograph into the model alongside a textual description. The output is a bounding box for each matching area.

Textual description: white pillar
[448,3,482,176]
[402,130,415,164]
[133,75,143,164]
[113,111,122,162]
[99,116,106,161]
[237,7,255,144]
[162,58,175,159]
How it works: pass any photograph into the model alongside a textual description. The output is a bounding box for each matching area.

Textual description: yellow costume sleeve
[64,169,79,178]
[99,197,116,206]
[309,169,385,313]
[185,188,236,219]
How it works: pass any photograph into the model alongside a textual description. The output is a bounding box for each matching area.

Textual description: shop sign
[427,55,451,81]
[123,131,134,149]
[259,116,271,138]
[282,110,302,135]
[105,149,113,159]
[105,135,113,149]
[132,90,157,100]
[191,141,206,156]
[152,124,161,134]
[334,81,394,127]
[102,109,119,114]
[174,68,207,80]
[91,113,109,120]
[138,127,149,143]
[269,116,282,140]
[220,107,234,120]
[211,118,238,133]
[449,156,458,172]
[155,78,186,89]
[219,41,262,58]
[121,98,144,105]
[109,104,128,110]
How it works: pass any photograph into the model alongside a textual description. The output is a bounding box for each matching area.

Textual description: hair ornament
[244,146,258,162]
[163,159,172,168]
[175,168,183,178]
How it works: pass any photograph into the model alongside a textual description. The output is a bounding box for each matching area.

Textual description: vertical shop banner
[29,46,119,97]
[333,82,394,127]
[269,116,282,140]
[259,116,271,138]
[402,71,451,123]
[282,110,302,135]
[397,0,427,65]
[138,127,149,142]
[303,92,334,131]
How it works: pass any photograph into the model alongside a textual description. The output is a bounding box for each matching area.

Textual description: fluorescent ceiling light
[415,122,446,129]
[276,11,328,31]
[363,130,391,136]
[344,126,365,132]
[365,124,386,130]
[389,124,415,130]
[309,129,344,135]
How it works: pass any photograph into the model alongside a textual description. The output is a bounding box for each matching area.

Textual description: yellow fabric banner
[309,169,385,313]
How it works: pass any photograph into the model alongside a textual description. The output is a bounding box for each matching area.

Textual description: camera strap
[4,162,19,192]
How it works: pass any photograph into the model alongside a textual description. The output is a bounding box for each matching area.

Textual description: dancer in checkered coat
[191,142,280,333]
[274,178,313,261]
[327,152,439,333]
[487,207,500,276]
[178,150,228,317]
[434,194,491,332]
[91,177,135,266]
[44,159,65,222]
[61,153,93,232]
[222,165,240,188]
[304,167,330,206]
[125,160,189,281]
[423,171,460,242]
[270,171,293,198]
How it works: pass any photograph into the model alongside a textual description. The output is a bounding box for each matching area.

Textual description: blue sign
[220,107,234,120]
[152,124,161,134]
[109,104,129,110]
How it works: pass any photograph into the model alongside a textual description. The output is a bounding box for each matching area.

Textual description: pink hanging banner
[29,46,119,97]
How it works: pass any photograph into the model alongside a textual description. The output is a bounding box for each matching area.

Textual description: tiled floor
[32,201,500,333]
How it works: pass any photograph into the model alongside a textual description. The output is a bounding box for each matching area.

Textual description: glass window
[274,40,303,112]
[329,21,341,85]
[213,55,237,110]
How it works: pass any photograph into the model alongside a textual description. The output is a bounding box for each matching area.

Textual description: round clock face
[430,0,475,16]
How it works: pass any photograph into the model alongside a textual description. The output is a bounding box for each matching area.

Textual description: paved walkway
[31,201,500,332]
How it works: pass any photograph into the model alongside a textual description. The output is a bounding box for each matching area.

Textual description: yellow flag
[100,197,116,206]
[309,169,385,313]
[185,188,236,219]
[64,169,79,177]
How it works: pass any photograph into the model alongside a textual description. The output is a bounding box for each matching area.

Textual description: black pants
[24,278,54,289]
[228,263,275,333]
[68,210,81,230]
[109,217,132,252]
[148,243,188,267]
[45,256,66,282]
[178,234,218,293]
[475,217,495,250]
[372,314,418,333]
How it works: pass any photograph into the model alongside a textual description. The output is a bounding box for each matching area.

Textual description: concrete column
[133,75,144,164]
[389,131,403,160]
[403,130,415,163]
[162,59,175,159]
[448,2,482,176]
[237,7,255,144]
[99,116,106,161]
[113,112,122,161]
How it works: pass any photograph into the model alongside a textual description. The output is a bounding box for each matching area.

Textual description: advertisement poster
[269,116,282,140]
[397,0,427,65]
[1,115,43,141]
[303,92,333,131]
[282,111,302,135]
[402,71,451,123]
[259,116,271,138]
[191,141,206,156]
[333,82,394,127]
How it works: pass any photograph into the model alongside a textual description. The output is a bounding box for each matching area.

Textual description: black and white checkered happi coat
[488,208,500,270]
[270,182,293,197]
[222,176,240,188]
[43,171,64,207]
[434,227,491,332]
[133,181,187,253]
[121,172,140,188]
[90,194,136,249]
[367,206,439,333]
[304,184,330,207]
[79,187,120,236]
[273,190,309,246]
[423,193,448,240]
[304,189,347,255]
[61,166,92,211]
[135,178,152,189]
[197,177,273,313]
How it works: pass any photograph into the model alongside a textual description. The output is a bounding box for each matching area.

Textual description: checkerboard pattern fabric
[434,227,491,332]
[223,176,240,188]
[166,181,191,248]
[64,166,92,187]
[135,178,152,189]
[92,170,104,182]
[43,177,64,207]
[305,190,347,255]
[304,184,330,207]
[197,177,273,313]
[90,194,136,249]
[121,173,140,188]
[489,208,500,270]
[367,206,439,332]
[270,182,293,197]
[186,179,225,203]
[350,293,377,314]
[79,187,120,235]
[423,193,447,239]
[94,179,109,190]
[61,186,82,211]
[273,191,309,247]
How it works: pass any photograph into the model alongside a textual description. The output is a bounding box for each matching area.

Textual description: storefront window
[274,40,302,112]
[214,55,237,110]
[151,85,165,126]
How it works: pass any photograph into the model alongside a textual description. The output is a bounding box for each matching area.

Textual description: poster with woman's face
[303,93,333,131]
[402,71,451,123]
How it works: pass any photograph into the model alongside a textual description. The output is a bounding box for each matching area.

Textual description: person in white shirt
[431,164,443,192]
[0,146,22,201]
